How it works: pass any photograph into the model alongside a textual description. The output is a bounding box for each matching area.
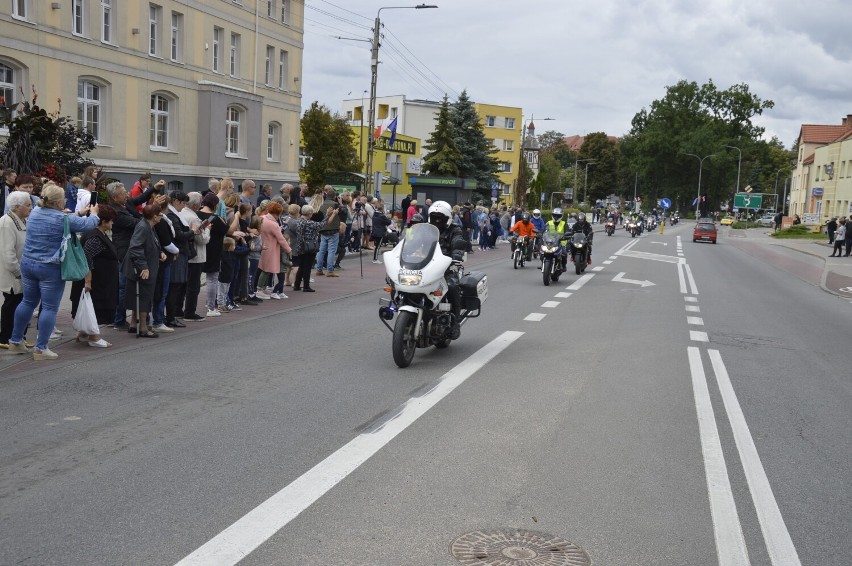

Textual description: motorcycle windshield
[571,233,587,245]
[542,230,562,245]
[399,223,440,270]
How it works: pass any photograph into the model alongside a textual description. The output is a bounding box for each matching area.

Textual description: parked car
[693,221,717,243]
[756,214,775,227]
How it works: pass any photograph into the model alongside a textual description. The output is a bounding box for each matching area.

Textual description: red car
[693,221,717,243]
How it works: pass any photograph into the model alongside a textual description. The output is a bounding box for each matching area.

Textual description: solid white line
[678,261,687,294]
[687,347,751,566]
[690,331,709,342]
[687,316,705,326]
[566,273,595,291]
[175,331,525,566]
[554,292,572,298]
[684,263,699,295]
[685,296,698,303]
[524,313,546,321]
[708,350,803,566]
[541,301,560,308]
[686,305,701,312]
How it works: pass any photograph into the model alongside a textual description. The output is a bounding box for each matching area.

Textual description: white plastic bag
[72,289,100,336]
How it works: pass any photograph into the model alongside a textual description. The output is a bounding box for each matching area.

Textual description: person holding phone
[74,177,97,215]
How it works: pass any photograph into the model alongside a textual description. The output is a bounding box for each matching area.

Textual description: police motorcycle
[379,222,487,368]
[605,218,616,236]
[646,215,657,231]
[671,213,680,225]
[539,229,570,286]
[626,217,640,238]
[569,232,592,275]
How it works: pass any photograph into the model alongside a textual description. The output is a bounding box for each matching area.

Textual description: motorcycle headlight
[573,243,583,248]
[398,272,422,285]
[541,245,555,253]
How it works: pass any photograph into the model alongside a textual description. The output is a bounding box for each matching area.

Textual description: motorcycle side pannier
[460,271,488,311]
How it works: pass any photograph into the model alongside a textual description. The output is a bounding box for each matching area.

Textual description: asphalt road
[1,222,850,565]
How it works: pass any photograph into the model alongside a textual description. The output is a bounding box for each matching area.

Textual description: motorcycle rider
[545,208,570,269]
[509,211,538,261]
[428,201,466,340]
[571,212,594,264]
[531,209,545,257]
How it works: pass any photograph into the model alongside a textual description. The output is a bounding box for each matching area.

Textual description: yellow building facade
[475,103,522,204]
[1,0,303,191]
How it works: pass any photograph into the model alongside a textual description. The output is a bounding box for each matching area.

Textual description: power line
[315,0,373,22]
[305,4,372,31]
[383,26,459,99]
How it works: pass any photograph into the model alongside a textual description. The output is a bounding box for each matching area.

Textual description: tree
[0,87,95,182]
[577,132,619,204]
[450,90,499,188]
[422,95,462,177]
[300,101,361,189]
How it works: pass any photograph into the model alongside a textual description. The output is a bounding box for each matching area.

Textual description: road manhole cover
[450,529,591,565]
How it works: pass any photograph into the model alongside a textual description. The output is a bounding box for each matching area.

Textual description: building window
[150,93,172,149]
[149,4,162,57]
[499,161,512,173]
[264,45,274,86]
[225,106,243,157]
[229,33,240,77]
[170,12,182,62]
[0,63,17,132]
[503,140,513,151]
[72,0,85,36]
[485,115,495,127]
[505,117,515,129]
[298,147,308,169]
[212,27,223,72]
[13,0,28,20]
[266,0,274,18]
[101,0,113,43]
[502,184,511,195]
[267,122,280,161]
[77,80,102,143]
[278,49,288,90]
[281,0,290,24]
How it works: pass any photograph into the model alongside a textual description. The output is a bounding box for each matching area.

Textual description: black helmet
[522,212,531,222]
[577,212,587,223]
[410,213,424,225]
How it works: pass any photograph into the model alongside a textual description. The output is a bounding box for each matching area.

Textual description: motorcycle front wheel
[513,250,519,269]
[575,256,583,275]
[392,310,418,368]
[542,259,552,286]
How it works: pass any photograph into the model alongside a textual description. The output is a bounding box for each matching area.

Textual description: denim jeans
[11,258,65,351]
[205,271,220,310]
[315,232,339,272]
[247,258,259,295]
[152,261,171,326]
[113,270,128,326]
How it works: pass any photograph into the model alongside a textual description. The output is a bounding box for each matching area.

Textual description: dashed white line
[554,292,572,298]
[524,313,547,321]
[591,266,604,272]
[602,260,613,265]
[686,305,701,312]
[541,301,560,308]
[690,331,709,342]
[685,297,698,303]
[687,317,705,326]
[566,273,595,291]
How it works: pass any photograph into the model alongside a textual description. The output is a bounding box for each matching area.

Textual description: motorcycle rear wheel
[392,311,418,368]
[542,259,552,286]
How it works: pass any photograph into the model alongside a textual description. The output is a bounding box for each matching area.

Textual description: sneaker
[184,313,206,322]
[243,298,261,305]
[151,324,175,333]
[326,272,339,277]
[227,302,242,311]
[278,292,288,299]
[6,341,31,355]
[372,259,381,264]
[315,270,325,276]
[254,291,272,300]
[270,292,282,300]
[206,309,221,317]
[33,347,59,361]
[49,330,62,341]
[165,319,187,328]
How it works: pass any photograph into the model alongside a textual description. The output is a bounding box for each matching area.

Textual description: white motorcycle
[378,223,488,368]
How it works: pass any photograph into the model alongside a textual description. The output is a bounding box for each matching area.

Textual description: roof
[803,153,815,165]
[798,124,852,144]
[562,134,619,152]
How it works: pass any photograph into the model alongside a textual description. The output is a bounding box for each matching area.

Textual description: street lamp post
[365,4,437,196]
[684,153,715,218]
[574,158,594,205]
[583,161,596,206]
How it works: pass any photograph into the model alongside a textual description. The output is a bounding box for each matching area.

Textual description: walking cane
[135,277,141,338]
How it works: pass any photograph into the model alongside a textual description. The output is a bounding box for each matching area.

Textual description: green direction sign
[734,192,762,209]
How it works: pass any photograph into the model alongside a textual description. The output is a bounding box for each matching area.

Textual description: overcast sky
[301,0,852,149]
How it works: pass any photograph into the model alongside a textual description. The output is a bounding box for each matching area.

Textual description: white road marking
[687,347,751,566]
[687,316,704,326]
[602,260,613,265]
[554,292,572,298]
[684,263,699,295]
[612,272,655,287]
[708,350,803,566]
[608,256,617,260]
[175,331,525,566]
[686,305,701,312]
[524,313,547,321]
[690,331,709,342]
[566,273,595,291]
[591,266,604,272]
[541,301,560,308]
[685,297,698,303]
[678,261,687,294]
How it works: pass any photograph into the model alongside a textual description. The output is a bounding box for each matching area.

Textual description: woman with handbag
[257,202,292,299]
[292,204,337,292]
[6,185,99,360]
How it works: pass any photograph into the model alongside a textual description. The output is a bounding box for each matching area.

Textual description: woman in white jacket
[0,192,32,347]
[178,192,211,321]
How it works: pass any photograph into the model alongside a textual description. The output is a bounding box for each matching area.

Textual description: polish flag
[373,118,385,139]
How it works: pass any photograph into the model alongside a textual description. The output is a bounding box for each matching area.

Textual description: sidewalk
[733,228,852,298]
[0,242,508,376]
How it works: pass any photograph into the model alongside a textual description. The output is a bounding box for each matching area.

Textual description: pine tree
[422,95,461,177]
[450,90,500,188]
[300,102,362,188]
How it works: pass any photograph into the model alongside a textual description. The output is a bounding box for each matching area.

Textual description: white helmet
[428,200,453,228]
[532,209,542,218]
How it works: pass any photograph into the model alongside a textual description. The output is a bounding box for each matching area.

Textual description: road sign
[660,198,671,209]
[734,193,762,209]
[491,182,499,191]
